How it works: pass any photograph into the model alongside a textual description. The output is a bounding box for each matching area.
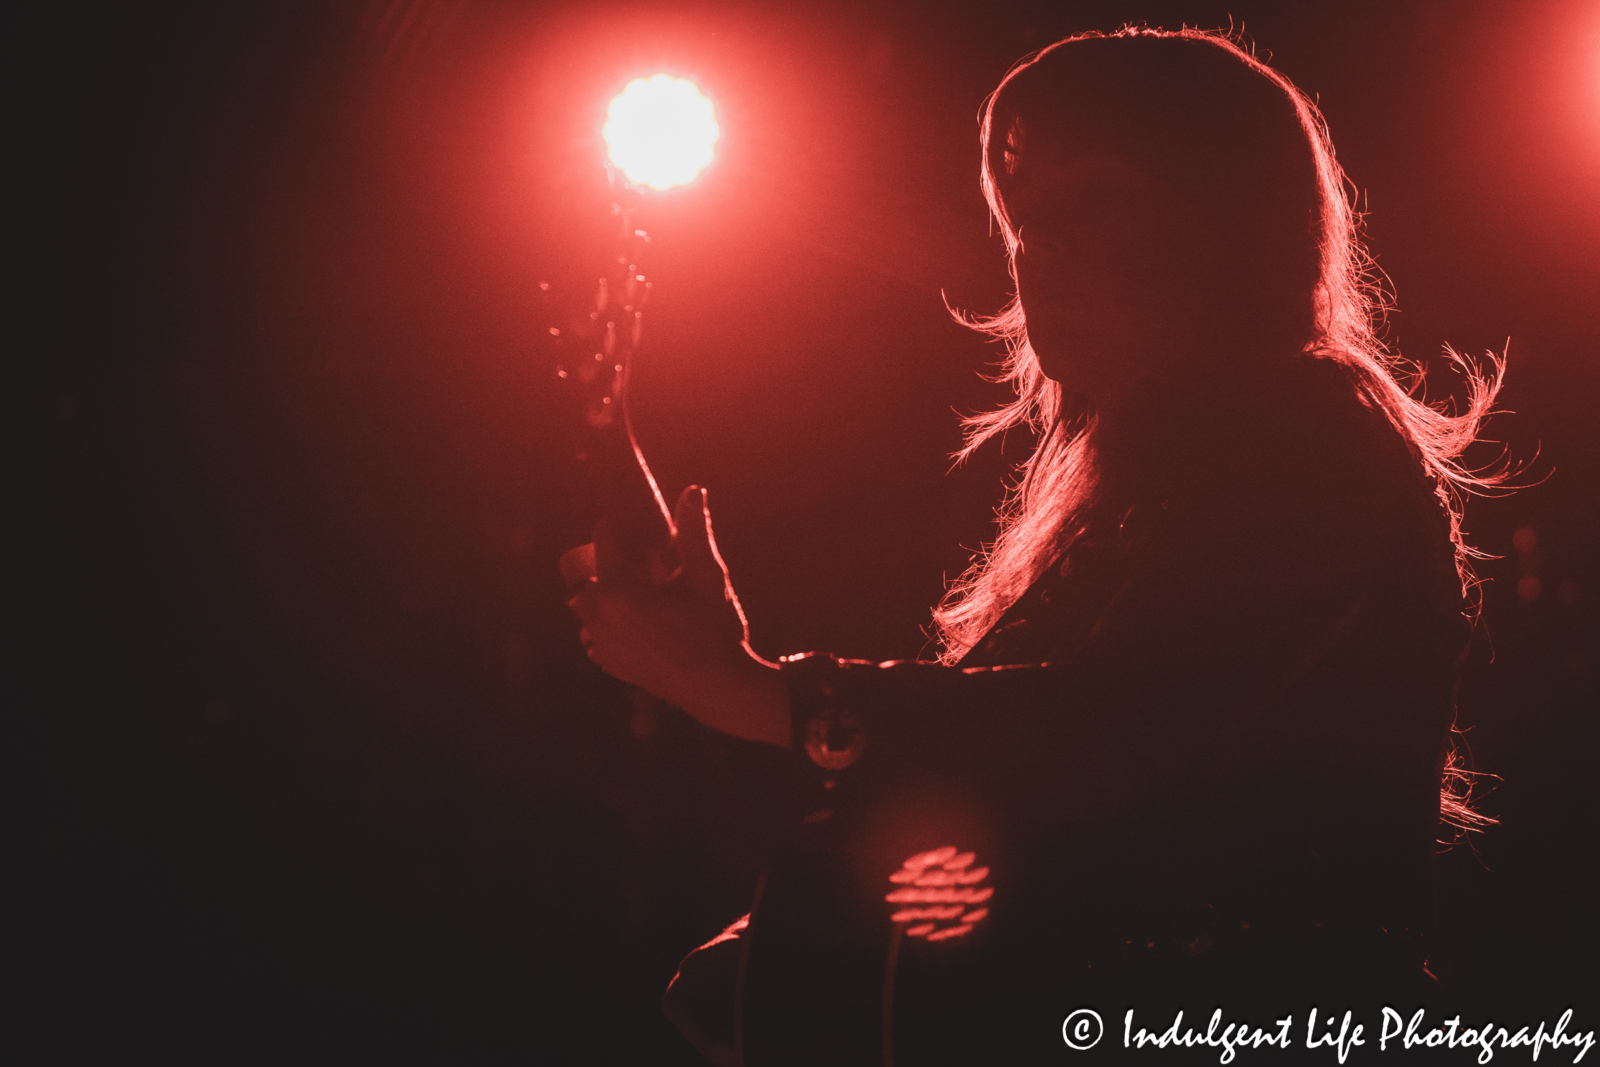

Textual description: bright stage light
[603,74,719,190]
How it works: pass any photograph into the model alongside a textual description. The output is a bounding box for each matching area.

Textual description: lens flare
[603,74,719,190]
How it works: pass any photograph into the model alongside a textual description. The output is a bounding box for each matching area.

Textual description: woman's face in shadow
[1007,134,1224,406]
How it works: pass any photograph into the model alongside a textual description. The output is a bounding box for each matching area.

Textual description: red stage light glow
[603,74,719,190]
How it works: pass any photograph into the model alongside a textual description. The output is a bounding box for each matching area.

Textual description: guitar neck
[544,175,676,583]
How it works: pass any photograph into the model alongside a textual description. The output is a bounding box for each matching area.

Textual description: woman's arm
[566,396,1461,806]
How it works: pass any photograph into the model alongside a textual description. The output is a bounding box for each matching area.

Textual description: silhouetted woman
[568,26,1502,1065]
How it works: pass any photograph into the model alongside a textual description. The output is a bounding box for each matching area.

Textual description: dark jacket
[672,359,1468,1065]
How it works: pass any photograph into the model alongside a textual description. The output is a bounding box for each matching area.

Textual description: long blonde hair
[933,27,1505,830]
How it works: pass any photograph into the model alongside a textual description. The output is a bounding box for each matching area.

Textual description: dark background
[28,0,1597,1061]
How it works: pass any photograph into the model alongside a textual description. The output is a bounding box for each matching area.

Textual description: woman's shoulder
[1253,356,1415,478]
[1141,355,1462,632]
[1172,355,1441,536]
[1288,357,1453,552]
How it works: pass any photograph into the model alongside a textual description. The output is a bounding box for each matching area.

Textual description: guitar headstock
[539,179,675,577]
[538,186,653,460]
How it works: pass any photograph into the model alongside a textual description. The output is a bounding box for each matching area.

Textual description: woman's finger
[591,516,624,586]
[567,586,599,624]
[559,542,597,589]
[672,486,725,602]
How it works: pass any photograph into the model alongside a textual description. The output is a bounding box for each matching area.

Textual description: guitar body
[736,785,1060,1065]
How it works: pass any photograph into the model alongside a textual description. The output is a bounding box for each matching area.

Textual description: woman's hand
[563,486,791,748]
